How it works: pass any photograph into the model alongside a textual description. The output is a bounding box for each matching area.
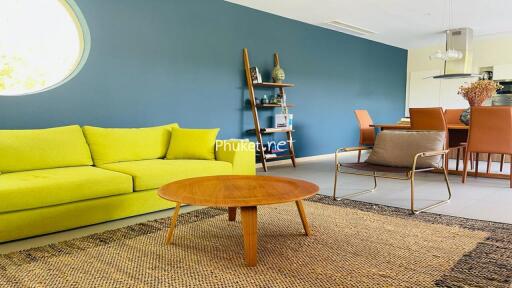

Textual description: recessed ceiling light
[326,20,376,36]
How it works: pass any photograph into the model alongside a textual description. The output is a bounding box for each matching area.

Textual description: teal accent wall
[0,0,407,157]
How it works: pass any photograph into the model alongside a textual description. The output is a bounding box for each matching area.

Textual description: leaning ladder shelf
[243,48,297,172]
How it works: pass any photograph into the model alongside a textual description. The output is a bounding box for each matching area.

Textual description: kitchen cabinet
[439,78,472,108]
[492,64,512,81]
[407,69,473,115]
[407,70,441,111]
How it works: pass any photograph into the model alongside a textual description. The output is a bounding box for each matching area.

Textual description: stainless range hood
[429,28,481,79]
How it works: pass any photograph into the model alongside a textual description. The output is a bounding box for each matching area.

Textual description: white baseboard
[256,150,362,169]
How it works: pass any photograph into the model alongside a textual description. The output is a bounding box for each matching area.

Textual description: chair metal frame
[333,146,452,214]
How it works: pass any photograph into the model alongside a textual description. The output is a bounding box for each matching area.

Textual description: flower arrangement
[457,80,503,107]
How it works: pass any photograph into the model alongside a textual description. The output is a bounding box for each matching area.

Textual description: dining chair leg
[500,154,505,172]
[456,148,461,171]
[510,156,512,188]
[463,146,469,171]
[462,149,469,183]
[470,152,474,170]
[333,162,340,200]
[357,150,362,163]
[475,153,480,177]
[487,153,492,174]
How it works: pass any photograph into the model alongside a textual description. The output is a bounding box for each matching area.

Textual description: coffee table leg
[241,206,257,267]
[295,200,312,236]
[228,207,237,221]
[165,202,181,245]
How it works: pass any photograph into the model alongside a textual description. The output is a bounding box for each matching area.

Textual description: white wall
[406,34,512,115]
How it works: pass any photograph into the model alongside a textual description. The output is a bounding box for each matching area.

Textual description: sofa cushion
[366,130,446,168]
[100,159,232,191]
[166,128,219,160]
[82,123,179,165]
[0,166,133,213]
[0,125,92,173]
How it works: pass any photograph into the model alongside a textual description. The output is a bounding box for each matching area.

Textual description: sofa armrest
[216,140,256,175]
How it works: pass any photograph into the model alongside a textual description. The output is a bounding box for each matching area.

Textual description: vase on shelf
[271,65,285,83]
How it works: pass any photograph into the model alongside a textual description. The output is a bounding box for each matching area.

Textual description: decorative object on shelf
[250,67,262,84]
[481,71,493,80]
[274,114,287,128]
[275,105,293,129]
[260,95,269,105]
[268,94,283,105]
[272,65,285,83]
[457,80,503,125]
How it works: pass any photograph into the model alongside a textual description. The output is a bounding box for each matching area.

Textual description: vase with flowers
[457,80,502,125]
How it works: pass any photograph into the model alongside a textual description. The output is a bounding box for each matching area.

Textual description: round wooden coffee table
[158,175,319,267]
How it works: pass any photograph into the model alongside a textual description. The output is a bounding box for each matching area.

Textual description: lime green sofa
[0,124,255,243]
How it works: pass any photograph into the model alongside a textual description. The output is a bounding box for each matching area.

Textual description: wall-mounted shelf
[253,82,295,88]
[243,48,297,171]
[265,154,294,160]
[246,128,294,134]
[256,103,295,108]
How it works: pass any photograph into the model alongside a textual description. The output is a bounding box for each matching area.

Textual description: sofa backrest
[82,123,179,165]
[0,125,93,173]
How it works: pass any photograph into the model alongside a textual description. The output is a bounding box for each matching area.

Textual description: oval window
[0,0,90,96]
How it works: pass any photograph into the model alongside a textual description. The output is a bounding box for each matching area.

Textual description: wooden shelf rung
[247,128,293,134]
[263,154,292,160]
[255,104,295,108]
[253,82,294,88]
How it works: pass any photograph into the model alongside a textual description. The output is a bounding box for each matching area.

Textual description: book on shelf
[265,154,277,159]
[262,127,290,133]
[271,148,288,154]
[262,143,288,154]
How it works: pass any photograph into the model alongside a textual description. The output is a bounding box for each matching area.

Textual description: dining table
[371,123,468,130]
[370,123,509,180]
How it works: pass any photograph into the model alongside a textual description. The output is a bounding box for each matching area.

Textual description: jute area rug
[1,195,511,287]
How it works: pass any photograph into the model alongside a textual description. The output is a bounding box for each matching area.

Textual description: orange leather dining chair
[410,107,447,131]
[444,109,465,125]
[462,106,512,187]
[354,110,375,162]
[446,108,505,174]
[444,109,472,171]
[409,107,464,169]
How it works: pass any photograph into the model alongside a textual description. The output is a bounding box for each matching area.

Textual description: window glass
[0,0,89,96]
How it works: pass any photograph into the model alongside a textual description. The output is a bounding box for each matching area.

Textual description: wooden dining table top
[371,123,469,130]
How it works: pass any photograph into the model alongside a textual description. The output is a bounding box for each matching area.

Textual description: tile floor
[266,152,512,224]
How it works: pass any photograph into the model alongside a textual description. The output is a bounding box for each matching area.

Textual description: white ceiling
[226,0,512,49]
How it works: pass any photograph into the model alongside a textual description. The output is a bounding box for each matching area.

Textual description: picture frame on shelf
[250,67,262,84]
